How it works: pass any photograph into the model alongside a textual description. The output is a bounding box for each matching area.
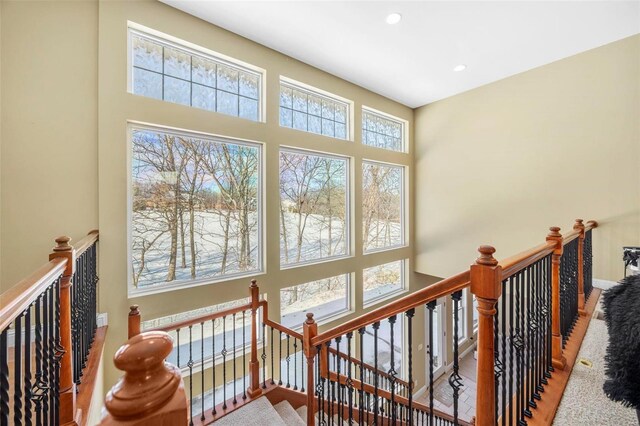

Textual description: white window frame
[127,22,267,122]
[361,106,408,153]
[279,146,352,269]
[127,122,265,297]
[363,259,408,308]
[362,160,407,254]
[279,76,354,141]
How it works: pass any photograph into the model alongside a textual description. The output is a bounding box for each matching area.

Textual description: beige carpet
[553,311,638,425]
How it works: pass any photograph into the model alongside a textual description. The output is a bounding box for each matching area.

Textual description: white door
[426,298,447,380]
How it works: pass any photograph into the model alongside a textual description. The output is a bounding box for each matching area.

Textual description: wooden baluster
[547,227,567,370]
[101,331,187,425]
[470,245,501,426]
[574,219,587,315]
[49,236,77,425]
[128,305,141,339]
[248,279,262,398]
[303,313,318,426]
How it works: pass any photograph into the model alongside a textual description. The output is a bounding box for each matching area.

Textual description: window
[141,298,254,369]
[279,78,350,140]
[362,317,404,377]
[363,260,406,306]
[362,161,404,252]
[473,295,479,333]
[453,290,468,343]
[129,27,263,121]
[280,274,350,329]
[279,149,349,266]
[362,108,406,152]
[130,125,262,291]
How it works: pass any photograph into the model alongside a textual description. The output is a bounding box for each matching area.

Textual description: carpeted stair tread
[274,400,306,426]
[214,396,287,425]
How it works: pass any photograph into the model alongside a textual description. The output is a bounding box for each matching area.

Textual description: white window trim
[362,159,407,254]
[278,146,352,269]
[279,76,355,141]
[361,106,409,153]
[127,22,267,122]
[126,121,266,298]
[363,259,408,309]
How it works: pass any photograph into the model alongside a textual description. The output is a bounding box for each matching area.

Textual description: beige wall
[415,35,640,282]
[98,0,415,388]
[0,0,99,291]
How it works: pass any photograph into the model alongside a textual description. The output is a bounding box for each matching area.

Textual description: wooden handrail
[585,220,598,231]
[263,317,303,340]
[75,229,99,258]
[0,258,67,332]
[326,346,411,389]
[148,302,253,333]
[561,228,581,245]
[312,270,470,346]
[499,240,556,280]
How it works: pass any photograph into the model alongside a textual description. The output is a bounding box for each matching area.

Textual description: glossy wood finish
[76,326,108,426]
[150,302,253,333]
[128,305,140,339]
[74,230,99,259]
[303,313,318,426]
[499,241,555,280]
[547,227,567,370]
[470,245,501,426]
[574,219,586,313]
[248,279,262,398]
[49,236,78,425]
[0,258,66,331]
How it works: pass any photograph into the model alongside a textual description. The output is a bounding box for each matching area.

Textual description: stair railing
[0,230,100,426]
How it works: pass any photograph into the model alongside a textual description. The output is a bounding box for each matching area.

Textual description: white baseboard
[593,278,618,290]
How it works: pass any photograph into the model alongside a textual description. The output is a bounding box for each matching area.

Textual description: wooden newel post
[49,236,77,425]
[100,331,188,425]
[574,219,586,315]
[470,245,501,426]
[128,305,141,339]
[303,313,318,426]
[247,279,262,398]
[470,245,500,426]
[547,227,567,370]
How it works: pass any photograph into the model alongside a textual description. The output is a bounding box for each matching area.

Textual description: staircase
[214,397,305,426]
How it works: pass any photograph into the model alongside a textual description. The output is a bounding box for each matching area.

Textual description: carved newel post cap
[53,236,72,252]
[105,331,181,419]
[574,219,585,230]
[476,245,498,266]
[547,226,562,239]
[250,279,258,288]
[128,305,139,316]
[305,313,315,324]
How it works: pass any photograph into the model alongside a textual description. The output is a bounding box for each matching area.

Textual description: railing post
[100,331,188,425]
[574,219,587,315]
[547,227,567,369]
[248,279,262,398]
[49,236,77,425]
[470,245,501,426]
[128,305,141,339]
[303,313,318,426]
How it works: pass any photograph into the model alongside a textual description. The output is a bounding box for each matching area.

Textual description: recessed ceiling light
[453,64,467,72]
[386,13,402,25]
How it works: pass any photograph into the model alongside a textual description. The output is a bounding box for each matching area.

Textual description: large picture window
[363,260,406,306]
[279,149,349,266]
[362,108,406,152]
[280,274,350,329]
[130,125,262,291]
[362,161,404,252]
[129,27,263,121]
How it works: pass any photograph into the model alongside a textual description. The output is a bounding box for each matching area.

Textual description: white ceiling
[161,1,640,108]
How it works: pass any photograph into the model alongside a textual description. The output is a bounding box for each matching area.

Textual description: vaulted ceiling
[161,1,640,108]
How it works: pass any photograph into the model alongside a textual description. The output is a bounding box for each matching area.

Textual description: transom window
[363,260,407,306]
[279,149,349,266]
[280,274,350,329]
[362,108,406,152]
[362,161,405,252]
[129,28,263,121]
[279,78,351,140]
[129,125,262,292]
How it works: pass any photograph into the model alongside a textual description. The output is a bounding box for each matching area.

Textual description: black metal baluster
[514,273,523,425]
[358,328,365,425]
[546,254,554,377]
[317,344,325,426]
[54,279,62,423]
[526,266,535,416]
[243,311,247,399]
[300,338,305,393]
[519,270,527,425]
[278,331,283,386]
[508,277,515,426]
[388,315,398,425]
[450,291,463,425]
[426,300,436,426]
[212,319,216,416]
[42,289,50,423]
[286,333,291,389]
[501,280,507,425]
[188,325,193,426]
[406,308,415,426]
[270,327,275,385]
[292,336,298,391]
[24,308,32,426]
[372,322,380,425]
[233,313,237,405]
[14,312,23,426]
[200,323,205,422]
[494,291,501,423]
[48,285,55,426]
[0,329,8,426]
[345,332,353,424]
[261,322,267,389]
[326,341,333,425]
[335,336,342,425]
[222,316,227,410]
